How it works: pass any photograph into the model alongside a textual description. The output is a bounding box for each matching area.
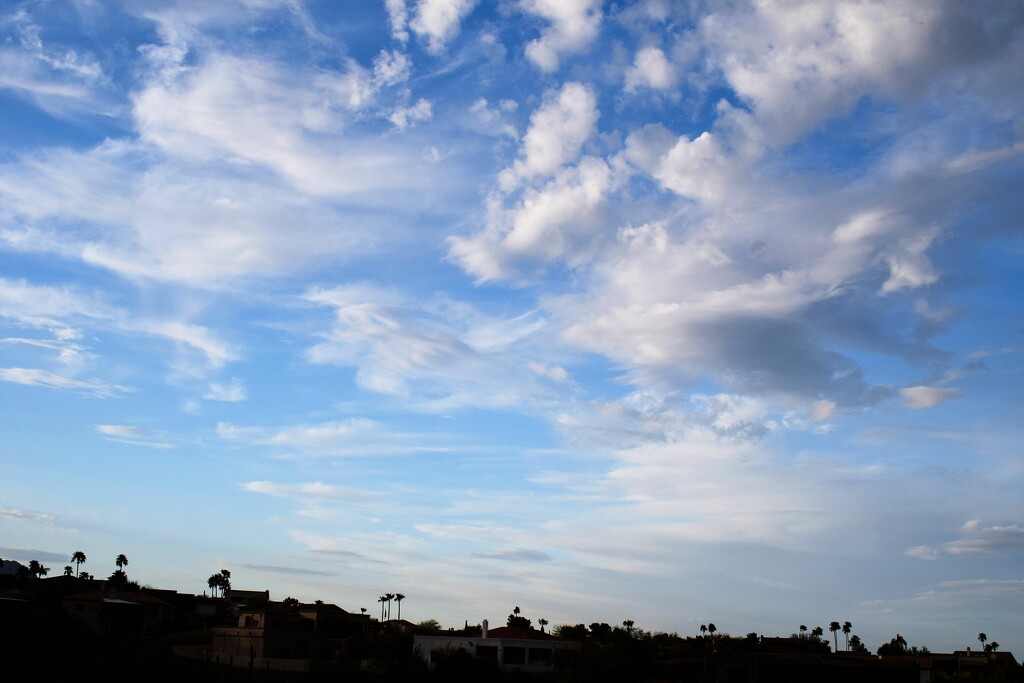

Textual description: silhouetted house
[210,601,367,672]
[415,619,579,672]
[224,588,270,608]
[62,590,171,638]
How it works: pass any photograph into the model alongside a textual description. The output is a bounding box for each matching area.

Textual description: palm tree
[978,632,987,649]
[115,554,128,570]
[799,624,807,638]
[708,623,717,636]
[842,621,852,651]
[829,621,841,652]
[622,620,634,635]
[384,592,395,620]
[394,593,405,621]
[700,624,708,636]
[79,572,93,580]
[378,595,387,621]
[219,568,231,595]
[71,550,86,577]
[360,607,367,615]
[990,642,999,652]
[207,573,222,597]
[64,566,74,576]
[539,618,549,633]
[811,626,824,640]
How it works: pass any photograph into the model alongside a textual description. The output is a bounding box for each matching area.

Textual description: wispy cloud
[95,424,174,449]
[0,368,133,397]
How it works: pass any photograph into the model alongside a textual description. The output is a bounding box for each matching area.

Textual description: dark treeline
[1,554,1019,682]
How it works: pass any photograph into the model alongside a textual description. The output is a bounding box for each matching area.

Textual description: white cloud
[385,0,410,43]
[218,417,453,457]
[900,385,959,409]
[942,520,1024,556]
[389,98,432,129]
[0,368,133,397]
[904,545,939,560]
[204,378,247,402]
[409,0,479,54]
[95,424,174,449]
[520,0,602,72]
[625,46,677,92]
[303,285,563,412]
[452,156,612,280]
[465,98,518,138]
[243,481,372,501]
[139,320,239,371]
[500,81,598,188]
[372,49,411,87]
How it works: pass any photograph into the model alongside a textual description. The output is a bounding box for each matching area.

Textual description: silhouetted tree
[108,568,128,587]
[978,632,987,649]
[207,573,222,597]
[71,550,86,577]
[218,568,230,594]
[849,635,868,654]
[282,596,299,607]
[799,624,807,637]
[28,560,49,578]
[990,641,1000,652]
[622,620,634,635]
[115,554,128,570]
[63,566,73,576]
[707,623,717,637]
[508,608,532,630]
[538,618,549,633]
[360,607,367,614]
[811,626,824,640]
[379,595,387,621]
[384,592,395,620]
[842,621,852,651]
[394,592,405,621]
[79,572,92,580]
[701,624,708,636]
[830,621,841,652]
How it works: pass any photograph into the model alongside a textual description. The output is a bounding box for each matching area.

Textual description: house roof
[63,590,170,606]
[485,626,559,641]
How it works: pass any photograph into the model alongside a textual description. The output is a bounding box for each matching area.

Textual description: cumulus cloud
[520,0,602,72]
[372,49,411,87]
[385,0,410,43]
[500,82,598,188]
[409,0,479,53]
[625,46,677,92]
[389,98,432,129]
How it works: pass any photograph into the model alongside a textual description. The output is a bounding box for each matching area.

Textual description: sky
[0,0,1022,655]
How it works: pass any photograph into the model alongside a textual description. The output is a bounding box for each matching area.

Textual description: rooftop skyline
[1,0,1021,655]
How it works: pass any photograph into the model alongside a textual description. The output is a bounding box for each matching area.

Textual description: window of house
[504,646,526,665]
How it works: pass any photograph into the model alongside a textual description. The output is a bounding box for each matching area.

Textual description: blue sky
[1,0,1022,654]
